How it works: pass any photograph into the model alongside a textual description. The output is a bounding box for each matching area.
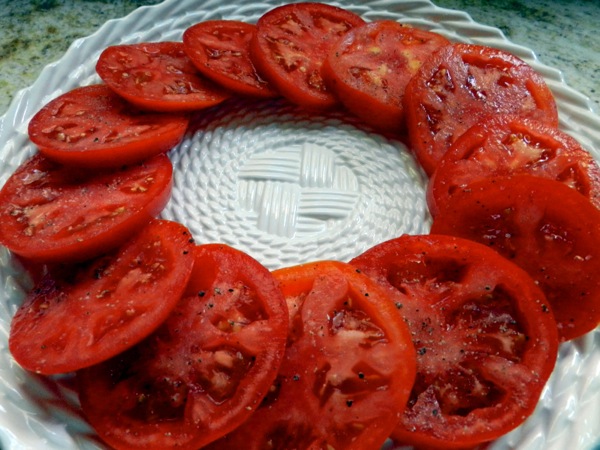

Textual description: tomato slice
[96,41,231,112]
[427,115,600,217]
[28,84,189,168]
[9,219,195,375]
[0,153,172,263]
[251,2,365,109]
[431,174,600,341]
[323,20,449,134]
[404,43,559,176]
[208,260,416,450]
[183,20,278,98]
[350,234,559,449]
[77,243,288,450]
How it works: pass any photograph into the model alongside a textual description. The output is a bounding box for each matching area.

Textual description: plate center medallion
[237,142,359,238]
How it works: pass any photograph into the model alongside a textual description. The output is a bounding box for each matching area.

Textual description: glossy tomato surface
[209,260,416,450]
[0,153,172,263]
[427,115,600,217]
[323,20,449,134]
[96,41,231,111]
[9,219,195,375]
[404,43,558,176]
[350,234,559,449]
[28,84,189,168]
[431,175,600,341]
[251,2,365,109]
[183,20,278,98]
[77,243,288,450]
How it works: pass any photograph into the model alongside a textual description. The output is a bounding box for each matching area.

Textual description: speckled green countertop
[0,0,598,116]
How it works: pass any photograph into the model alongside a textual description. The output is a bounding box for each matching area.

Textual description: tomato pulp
[209,260,416,450]
[351,234,559,449]
[323,20,449,134]
[0,153,173,263]
[183,20,278,98]
[96,41,231,112]
[431,175,600,341]
[9,219,195,375]
[404,43,558,175]
[250,2,365,109]
[427,115,600,217]
[28,84,189,168]
[77,243,288,450]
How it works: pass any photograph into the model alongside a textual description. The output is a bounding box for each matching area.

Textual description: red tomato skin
[0,153,173,263]
[323,20,450,134]
[427,115,600,217]
[350,234,558,449]
[183,20,279,98]
[96,41,231,112]
[250,2,365,109]
[28,84,189,168]
[431,175,600,341]
[404,43,559,176]
[77,243,288,450]
[9,219,195,375]
[209,260,417,450]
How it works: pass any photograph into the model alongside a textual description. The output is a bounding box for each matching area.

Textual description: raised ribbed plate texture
[0,0,599,449]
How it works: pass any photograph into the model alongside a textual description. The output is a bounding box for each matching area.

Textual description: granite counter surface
[0,0,598,117]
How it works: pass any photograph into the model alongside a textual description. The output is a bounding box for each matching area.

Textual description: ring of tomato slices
[77,243,288,450]
[207,260,417,450]
[2,4,599,450]
[350,234,559,449]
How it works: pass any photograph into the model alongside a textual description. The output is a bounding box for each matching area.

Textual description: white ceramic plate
[1,1,599,449]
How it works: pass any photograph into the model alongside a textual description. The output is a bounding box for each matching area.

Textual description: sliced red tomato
[322,20,449,134]
[77,243,288,450]
[250,2,365,109]
[9,219,195,375]
[431,174,600,341]
[208,260,416,450]
[404,43,559,176]
[28,84,189,168]
[96,41,231,112]
[0,153,172,263]
[428,115,600,217]
[183,20,278,98]
[350,234,559,449]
